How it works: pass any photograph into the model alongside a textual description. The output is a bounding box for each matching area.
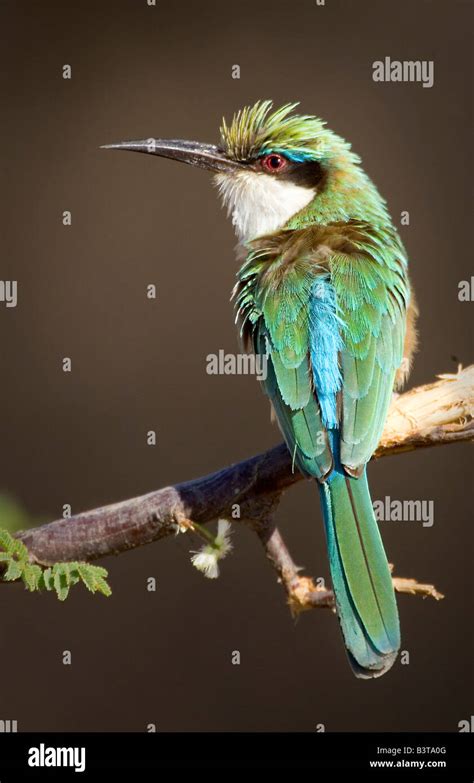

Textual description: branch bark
[12,365,474,607]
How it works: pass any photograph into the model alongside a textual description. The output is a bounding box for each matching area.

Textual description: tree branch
[10,365,473,607]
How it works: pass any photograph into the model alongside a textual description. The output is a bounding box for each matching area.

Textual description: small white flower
[190,550,220,579]
[190,519,233,579]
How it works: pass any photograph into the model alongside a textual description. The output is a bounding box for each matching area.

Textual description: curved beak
[101,138,244,174]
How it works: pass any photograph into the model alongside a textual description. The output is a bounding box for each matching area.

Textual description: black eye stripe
[283,159,325,188]
[248,154,325,189]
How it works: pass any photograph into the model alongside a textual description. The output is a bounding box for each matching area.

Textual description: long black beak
[101,138,244,173]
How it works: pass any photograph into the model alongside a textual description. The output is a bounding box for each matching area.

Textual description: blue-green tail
[318,468,400,678]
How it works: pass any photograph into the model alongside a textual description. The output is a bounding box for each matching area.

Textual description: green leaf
[53,566,70,601]
[40,568,54,590]
[22,563,42,591]
[77,564,112,597]
[9,538,29,562]
[4,559,22,581]
[0,529,14,553]
[77,564,97,593]
[0,527,112,600]
[93,575,112,598]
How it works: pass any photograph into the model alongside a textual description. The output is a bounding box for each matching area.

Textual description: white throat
[214,170,315,243]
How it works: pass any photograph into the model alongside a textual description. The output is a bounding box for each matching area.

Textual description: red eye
[261,153,287,173]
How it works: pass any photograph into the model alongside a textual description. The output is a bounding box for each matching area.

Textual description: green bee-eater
[104,100,417,678]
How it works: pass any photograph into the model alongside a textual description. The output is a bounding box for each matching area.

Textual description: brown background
[0,0,472,731]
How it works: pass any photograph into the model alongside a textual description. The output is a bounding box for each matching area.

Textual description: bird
[103,100,417,678]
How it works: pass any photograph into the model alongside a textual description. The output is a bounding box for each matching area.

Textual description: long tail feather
[318,468,400,678]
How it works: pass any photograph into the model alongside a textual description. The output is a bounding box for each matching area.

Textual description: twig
[257,524,445,614]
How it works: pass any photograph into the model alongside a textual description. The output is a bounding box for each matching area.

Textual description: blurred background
[0,0,472,731]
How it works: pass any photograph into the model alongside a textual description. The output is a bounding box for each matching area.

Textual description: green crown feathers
[220,100,354,163]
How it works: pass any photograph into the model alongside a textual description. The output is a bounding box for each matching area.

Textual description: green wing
[235,228,409,478]
[331,244,409,473]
